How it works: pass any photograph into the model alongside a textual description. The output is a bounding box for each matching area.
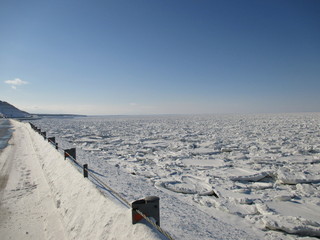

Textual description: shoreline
[0,119,12,150]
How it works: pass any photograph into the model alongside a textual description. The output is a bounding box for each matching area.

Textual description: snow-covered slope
[0,100,31,118]
[0,120,166,240]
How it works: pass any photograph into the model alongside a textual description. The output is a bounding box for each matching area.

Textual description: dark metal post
[132,196,160,226]
[29,122,35,129]
[41,132,46,139]
[83,164,88,178]
[48,137,55,144]
[48,137,58,149]
[64,148,76,160]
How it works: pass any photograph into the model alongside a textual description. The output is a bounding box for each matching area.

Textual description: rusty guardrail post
[48,137,55,144]
[64,148,76,160]
[132,196,160,226]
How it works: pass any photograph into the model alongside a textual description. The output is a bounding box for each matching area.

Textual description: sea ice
[31,113,320,239]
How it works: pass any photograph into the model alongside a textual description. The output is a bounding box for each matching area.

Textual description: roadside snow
[0,120,165,240]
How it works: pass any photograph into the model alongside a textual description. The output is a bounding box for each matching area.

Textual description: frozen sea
[31,113,320,239]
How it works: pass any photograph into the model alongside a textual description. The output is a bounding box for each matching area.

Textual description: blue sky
[1,0,319,115]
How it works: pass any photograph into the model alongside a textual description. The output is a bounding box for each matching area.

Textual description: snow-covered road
[0,120,67,239]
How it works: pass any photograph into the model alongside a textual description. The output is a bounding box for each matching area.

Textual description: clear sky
[1,0,319,115]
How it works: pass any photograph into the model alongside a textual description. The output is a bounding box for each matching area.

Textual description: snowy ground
[0,120,167,240]
[31,113,320,239]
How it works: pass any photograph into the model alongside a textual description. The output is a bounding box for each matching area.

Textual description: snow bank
[23,120,165,240]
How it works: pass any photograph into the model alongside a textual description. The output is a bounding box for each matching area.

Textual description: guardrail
[29,122,174,240]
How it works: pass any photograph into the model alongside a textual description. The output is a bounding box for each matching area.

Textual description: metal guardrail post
[132,196,160,226]
[41,131,47,140]
[48,137,58,149]
[29,122,35,129]
[83,164,88,178]
[64,148,76,160]
[48,137,55,144]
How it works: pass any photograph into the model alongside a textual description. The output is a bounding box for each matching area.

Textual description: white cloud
[4,78,29,89]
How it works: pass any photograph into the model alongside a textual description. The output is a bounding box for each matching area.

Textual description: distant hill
[0,100,32,118]
[0,100,87,119]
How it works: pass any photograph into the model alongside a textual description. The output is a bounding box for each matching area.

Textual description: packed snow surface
[32,113,320,239]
